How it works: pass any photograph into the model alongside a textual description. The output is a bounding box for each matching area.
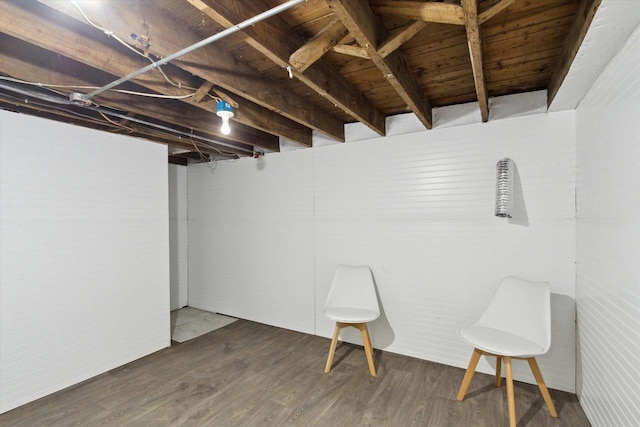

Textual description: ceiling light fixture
[216,100,234,135]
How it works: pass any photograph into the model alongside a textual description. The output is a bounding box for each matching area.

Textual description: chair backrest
[324,265,380,315]
[475,276,552,352]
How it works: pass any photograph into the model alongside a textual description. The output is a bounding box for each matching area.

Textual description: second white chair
[456,276,558,427]
[323,265,380,376]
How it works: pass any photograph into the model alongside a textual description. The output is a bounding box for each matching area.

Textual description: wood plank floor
[1,319,591,426]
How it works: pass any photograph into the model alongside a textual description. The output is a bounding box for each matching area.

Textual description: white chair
[323,265,380,376]
[456,276,558,427]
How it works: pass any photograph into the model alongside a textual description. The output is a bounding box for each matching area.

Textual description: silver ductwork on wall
[495,157,514,218]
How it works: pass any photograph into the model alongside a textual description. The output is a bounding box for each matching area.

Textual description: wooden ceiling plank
[185,0,384,137]
[332,44,370,59]
[0,39,260,155]
[35,0,332,144]
[192,81,215,104]
[327,0,433,129]
[370,1,465,25]
[378,21,428,59]
[462,0,489,122]
[547,0,602,107]
[478,0,516,25]
[289,18,349,73]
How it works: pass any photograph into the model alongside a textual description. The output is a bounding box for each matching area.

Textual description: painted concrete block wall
[0,111,170,413]
[188,108,577,392]
[169,164,188,310]
[575,27,640,427]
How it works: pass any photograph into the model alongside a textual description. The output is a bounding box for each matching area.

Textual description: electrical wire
[0,76,200,101]
[0,81,245,158]
[98,111,134,133]
[69,0,222,105]
[70,0,182,89]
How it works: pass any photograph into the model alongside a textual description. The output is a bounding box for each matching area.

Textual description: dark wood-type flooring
[1,319,591,426]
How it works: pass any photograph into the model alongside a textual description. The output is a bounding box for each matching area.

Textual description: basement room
[0,0,638,426]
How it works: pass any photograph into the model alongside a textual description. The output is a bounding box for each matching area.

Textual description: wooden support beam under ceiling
[185,0,386,137]
[0,95,245,159]
[463,0,489,122]
[370,0,465,25]
[191,81,215,104]
[0,36,258,157]
[326,0,433,129]
[547,0,602,107]
[332,44,370,59]
[478,0,516,25]
[377,21,428,59]
[36,0,338,143]
[3,0,309,148]
[289,18,349,73]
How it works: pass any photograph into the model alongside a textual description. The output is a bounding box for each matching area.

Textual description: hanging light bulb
[216,100,234,136]
[220,116,231,135]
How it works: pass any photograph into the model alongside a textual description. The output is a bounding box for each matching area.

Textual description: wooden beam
[370,0,465,25]
[463,0,489,122]
[378,21,427,58]
[331,44,370,59]
[35,0,334,144]
[191,81,214,104]
[212,88,239,109]
[547,0,602,107]
[0,34,256,156]
[478,0,516,25]
[3,1,310,148]
[289,18,349,73]
[185,0,385,136]
[168,156,190,166]
[326,0,433,129]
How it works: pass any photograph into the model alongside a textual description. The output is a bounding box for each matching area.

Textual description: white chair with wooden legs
[456,276,558,427]
[323,265,379,377]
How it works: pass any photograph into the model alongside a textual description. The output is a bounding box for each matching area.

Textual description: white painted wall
[188,102,577,392]
[169,164,188,310]
[188,153,316,333]
[0,111,170,413]
[575,26,640,427]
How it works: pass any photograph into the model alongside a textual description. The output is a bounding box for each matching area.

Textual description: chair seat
[458,326,546,356]
[323,307,379,323]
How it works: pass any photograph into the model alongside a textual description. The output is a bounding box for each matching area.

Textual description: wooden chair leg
[457,348,482,401]
[495,356,502,387]
[527,357,558,418]
[324,323,342,373]
[358,323,376,377]
[505,356,516,427]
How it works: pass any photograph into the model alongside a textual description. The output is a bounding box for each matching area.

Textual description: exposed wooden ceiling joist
[289,18,349,73]
[191,81,215,104]
[326,0,433,129]
[185,0,386,137]
[479,0,516,25]
[0,0,594,159]
[370,0,465,25]
[2,0,310,149]
[332,44,370,59]
[377,21,428,59]
[547,0,603,107]
[36,0,342,143]
[0,35,256,157]
[463,0,489,122]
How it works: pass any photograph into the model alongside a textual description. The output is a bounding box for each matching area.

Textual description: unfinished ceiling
[0,0,598,163]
